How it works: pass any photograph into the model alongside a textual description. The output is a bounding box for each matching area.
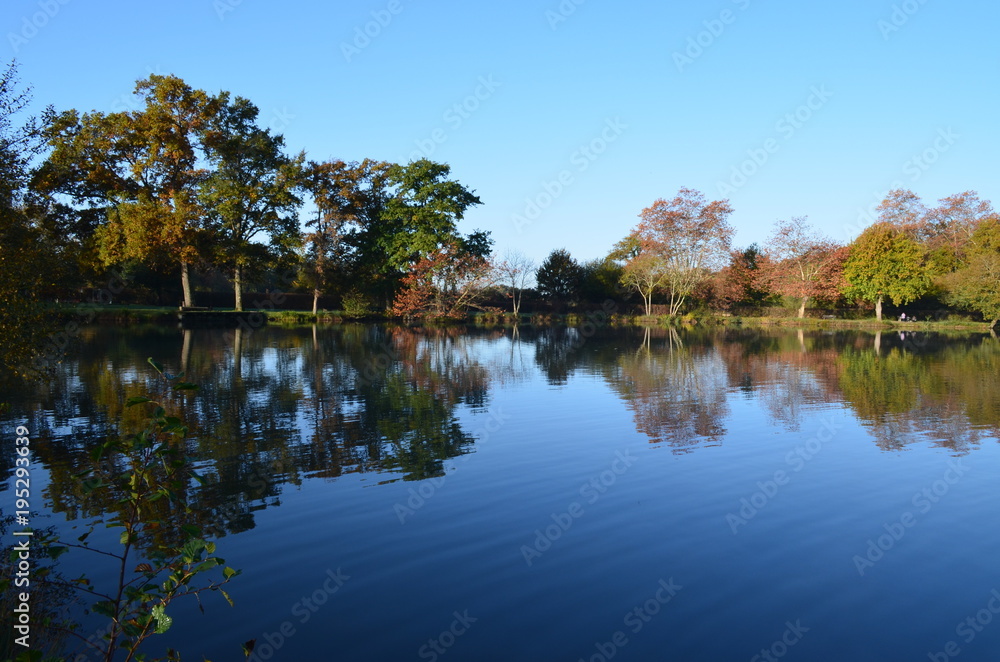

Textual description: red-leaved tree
[628,187,735,316]
[392,241,495,318]
[759,217,844,318]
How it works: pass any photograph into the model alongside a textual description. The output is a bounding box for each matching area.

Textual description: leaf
[147,357,165,374]
[152,604,173,634]
[173,381,199,391]
[92,600,117,618]
[135,563,153,573]
[223,566,239,580]
[220,588,234,606]
[126,396,153,407]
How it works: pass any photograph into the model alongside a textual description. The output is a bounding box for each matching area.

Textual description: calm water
[4,324,1000,661]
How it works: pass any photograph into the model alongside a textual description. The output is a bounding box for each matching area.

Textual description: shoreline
[43,304,996,335]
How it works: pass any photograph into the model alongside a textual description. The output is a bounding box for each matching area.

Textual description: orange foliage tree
[391,241,496,318]
[759,216,846,318]
[625,187,735,316]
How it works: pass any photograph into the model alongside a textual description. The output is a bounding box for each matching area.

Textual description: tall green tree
[842,222,931,321]
[38,74,219,306]
[200,94,303,310]
[381,159,483,269]
[536,248,583,302]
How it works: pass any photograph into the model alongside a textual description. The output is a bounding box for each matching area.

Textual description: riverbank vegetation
[3,62,1000,381]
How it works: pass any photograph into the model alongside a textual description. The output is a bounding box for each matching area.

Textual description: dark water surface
[4,324,1000,661]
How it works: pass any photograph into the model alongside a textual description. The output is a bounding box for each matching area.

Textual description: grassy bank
[47,303,995,334]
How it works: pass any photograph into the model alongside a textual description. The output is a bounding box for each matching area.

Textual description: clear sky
[5,0,998,266]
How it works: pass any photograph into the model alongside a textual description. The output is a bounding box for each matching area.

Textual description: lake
[4,323,1000,661]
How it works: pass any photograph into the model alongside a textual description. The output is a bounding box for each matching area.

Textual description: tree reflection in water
[4,324,999,545]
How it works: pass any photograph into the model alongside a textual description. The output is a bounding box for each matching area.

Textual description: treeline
[2,63,489,319]
[3,61,1000,331]
[535,186,1000,326]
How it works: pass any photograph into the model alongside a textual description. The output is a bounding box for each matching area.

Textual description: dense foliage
[2,63,999,327]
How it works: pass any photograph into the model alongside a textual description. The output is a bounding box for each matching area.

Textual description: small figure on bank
[899,312,907,322]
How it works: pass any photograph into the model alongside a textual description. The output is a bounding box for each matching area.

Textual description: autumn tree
[536,248,583,302]
[495,249,534,316]
[620,250,666,316]
[875,188,927,236]
[38,74,219,307]
[300,160,353,314]
[760,216,843,318]
[631,187,735,316]
[200,94,303,310]
[842,222,931,321]
[714,245,772,310]
[943,217,1000,328]
[392,239,495,318]
[924,191,995,271]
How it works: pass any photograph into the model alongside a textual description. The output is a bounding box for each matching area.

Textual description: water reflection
[605,327,729,452]
[4,324,999,542]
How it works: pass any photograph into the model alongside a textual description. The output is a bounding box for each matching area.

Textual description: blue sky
[6,0,998,266]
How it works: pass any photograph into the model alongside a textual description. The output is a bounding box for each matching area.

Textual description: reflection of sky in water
[5,325,1000,661]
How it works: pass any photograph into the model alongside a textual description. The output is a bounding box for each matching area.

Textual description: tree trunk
[798,296,808,319]
[181,260,194,307]
[312,287,320,315]
[875,296,883,322]
[234,264,243,312]
[644,291,652,317]
[991,319,997,330]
